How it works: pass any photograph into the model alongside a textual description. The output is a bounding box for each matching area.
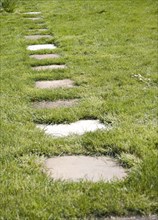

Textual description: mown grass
[0,0,158,219]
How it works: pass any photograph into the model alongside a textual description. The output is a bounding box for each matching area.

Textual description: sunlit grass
[0,0,158,219]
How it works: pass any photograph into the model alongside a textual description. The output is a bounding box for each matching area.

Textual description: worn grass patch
[0,0,158,219]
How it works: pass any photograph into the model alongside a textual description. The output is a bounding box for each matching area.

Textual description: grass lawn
[0,0,158,219]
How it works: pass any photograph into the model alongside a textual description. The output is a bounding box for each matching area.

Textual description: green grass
[0,0,17,12]
[0,0,158,219]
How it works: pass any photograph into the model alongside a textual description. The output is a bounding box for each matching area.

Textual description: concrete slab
[25,35,52,40]
[33,99,78,109]
[30,54,60,60]
[27,44,56,51]
[32,64,66,71]
[44,156,126,182]
[24,12,41,15]
[103,216,158,220]
[37,29,48,31]
[36,119,108,137]
[26,17,42,21]
[28,29,48,32]
[35,79,74,89]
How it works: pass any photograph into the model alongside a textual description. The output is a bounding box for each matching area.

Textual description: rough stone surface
[32,64,66,71]
[35,79,74,89]
[33,99,78,109]
[36,119,108,137]
[44,156,126,182]
[24,12,41,15]
[25,35,52,40]
[30,54,60,60]
[27,44,56,51]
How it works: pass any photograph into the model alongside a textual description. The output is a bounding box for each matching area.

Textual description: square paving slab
[32,64,66,71]
[36,119,109,137]
[25,35,52,40]
[29,54,60,60]
[35,79,74,89]
[27,44,56,51]
[44,156,127,182]
[33,99,78,109]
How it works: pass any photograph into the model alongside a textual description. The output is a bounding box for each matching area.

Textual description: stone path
[24,10,126,184]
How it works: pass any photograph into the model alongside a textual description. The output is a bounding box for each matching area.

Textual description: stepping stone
[44,156,127,182]
[35,79,74,89]
[32,64,66,71]
[26,17,42,21]
[104,216,158,220]
[25,35,52,40]
[27,44,56,51]
[36,29,48,32]
[30,54,60,60]
[36,119,108,137]
[28,29,48,33]
[33,99,78,109]
[24,12,41,15]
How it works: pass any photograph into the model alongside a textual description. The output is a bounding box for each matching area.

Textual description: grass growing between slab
[1,0,158,219]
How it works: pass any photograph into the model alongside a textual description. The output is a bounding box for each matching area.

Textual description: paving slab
[28,29,48,33]
[36,28,48,31]
[35,79,74,89]
[30,54,60,60]
[25,17,42,21]
[99,216,158,220]
[33,99,78,109]
[32,64,66,71]
[27,44,56,51]
[24,12,41,15]
[36,119,109,137]
[44,156,126,182]
[25,35,52,40]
